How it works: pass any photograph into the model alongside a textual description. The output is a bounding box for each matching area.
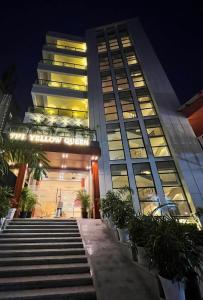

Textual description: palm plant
[32,164,47,184]
[76,190,90,218]
[0,134,49,175]
[19,187,37,218]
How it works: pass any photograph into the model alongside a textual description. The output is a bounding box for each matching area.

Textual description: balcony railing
[8,124,97,142]
[36,79,87,92]
[28,106,88,119]
[40,59,87,70]
[46,43,86,53]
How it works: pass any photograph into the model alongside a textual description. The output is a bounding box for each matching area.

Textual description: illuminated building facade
[7,19,203,219]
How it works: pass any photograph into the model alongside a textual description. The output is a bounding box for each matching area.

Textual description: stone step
[0,237,82,243]
[0,255,88,267]
[12,219,77,222]
[0,263,90,278]
[0,232,81,238]
[0,248,85,257]
[9,222,77,226]
[3,228,79,233]
[0,285,96,300]
[6,225,78,229]
[0,242,84,250]
[0,273,92,291]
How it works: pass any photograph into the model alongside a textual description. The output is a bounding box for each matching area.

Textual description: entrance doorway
[30,169,90,218]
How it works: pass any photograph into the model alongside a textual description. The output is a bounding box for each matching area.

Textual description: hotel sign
[9,132,90,146]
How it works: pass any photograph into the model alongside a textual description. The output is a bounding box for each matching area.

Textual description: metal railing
[28,106,88,119]
[36,79,87,92]
[46,43,86,52]
[8,124,97,142]
[40,59,86,70]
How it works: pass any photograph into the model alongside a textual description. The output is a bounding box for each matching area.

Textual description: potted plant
[101,190,120,229]
[19,187,37,218]
[147,216,202,300]
[128,214,158,266]
[0,186,13,229]
[76,190,90,218]
[111,187,134,242]
[26,193,37,218]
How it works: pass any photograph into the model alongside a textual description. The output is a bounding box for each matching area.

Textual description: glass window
[99,55,110,71]
[133,163,158,214]
[111,164,129,189]
[121,36,132,48]
[101,74,113,93]
[103,93,118,122]
[97,41,107,53]
[107,124,124,160]
[125,122,147,159]
[111,53,123,69]
[145,120,171,157]
[139,102,156,117]
[109,38,119,51]
[119,91,136,120]
[156,161,191,216]
[131,71,145,88]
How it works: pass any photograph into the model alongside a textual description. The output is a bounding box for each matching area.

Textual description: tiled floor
[78,219,160,300]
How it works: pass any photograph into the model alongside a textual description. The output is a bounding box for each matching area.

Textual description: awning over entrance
[45,152,95,170]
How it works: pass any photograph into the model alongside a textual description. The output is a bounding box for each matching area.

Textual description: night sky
[0,0,202,116]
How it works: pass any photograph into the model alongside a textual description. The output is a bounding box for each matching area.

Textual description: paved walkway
[78,219,160,300]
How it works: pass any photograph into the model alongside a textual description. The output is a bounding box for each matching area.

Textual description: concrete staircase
[0,219,96,300]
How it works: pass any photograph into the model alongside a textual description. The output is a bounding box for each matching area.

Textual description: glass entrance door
[30,169,89,218]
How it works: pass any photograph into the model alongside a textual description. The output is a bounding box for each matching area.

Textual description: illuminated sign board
[9,132,90,146]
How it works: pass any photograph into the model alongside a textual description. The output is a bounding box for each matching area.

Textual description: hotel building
[7,18,203,219]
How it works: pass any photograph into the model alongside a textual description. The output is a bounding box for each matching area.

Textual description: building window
[99,55,110,71]
[115,69,129,91]
[156,161,191,216]
[119,91,136,120]
[107,124,125,160]
[101,73,113,93]
[103,93,118,122]
[136,90,156,117]
[97,41,107,53]
[145,119,171,157]
[131,70,146,88]
[109,38,119,51]
[126,54,138,66]
[111,52,124,69]
[133,163,159,214]
[121,36,132,48]
[125,121,147,158]
[111,164,129,189]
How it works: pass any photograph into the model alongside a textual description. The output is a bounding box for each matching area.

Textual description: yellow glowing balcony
[26,107,89,127]
[37,79,87,92]
[47,39,86,53]
[41,53,87,70]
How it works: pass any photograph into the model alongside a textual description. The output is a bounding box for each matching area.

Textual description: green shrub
[147,216,202,281]
[20,187,37,212]
[0,186,13,218]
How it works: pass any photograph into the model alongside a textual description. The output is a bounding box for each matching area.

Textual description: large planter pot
[159,275,185,300]
[117,228,129,243]
[82,209,88,218]
[6,208,16,220]
[26,211,32,218]
[137,246,150,268]
[20,211,27,218]
[106,217,115,229]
